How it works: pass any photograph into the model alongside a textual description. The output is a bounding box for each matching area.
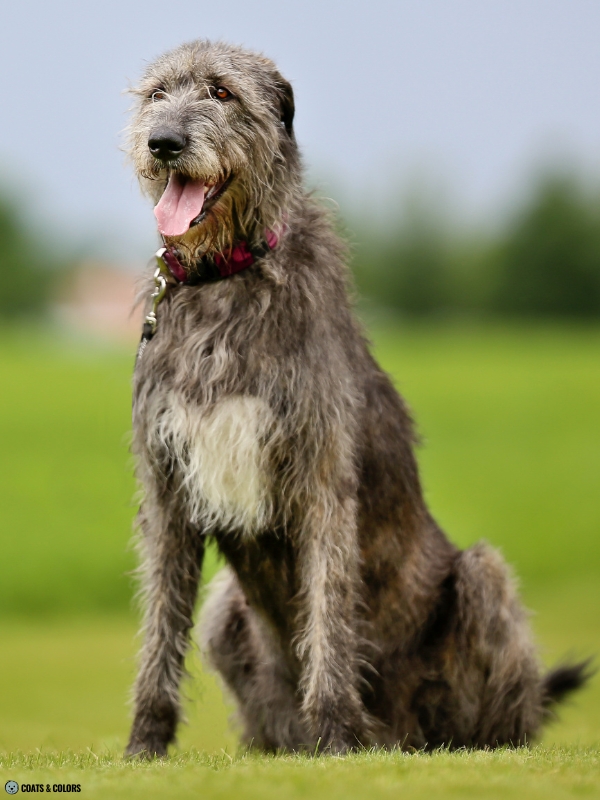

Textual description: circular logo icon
[4,782,18,795]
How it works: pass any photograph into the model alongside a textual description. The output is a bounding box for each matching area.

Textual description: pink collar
[159,228,280,284]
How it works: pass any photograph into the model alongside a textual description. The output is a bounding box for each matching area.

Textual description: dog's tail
[542,658,595,712]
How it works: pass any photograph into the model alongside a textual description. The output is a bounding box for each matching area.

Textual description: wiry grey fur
[125,39,589,758]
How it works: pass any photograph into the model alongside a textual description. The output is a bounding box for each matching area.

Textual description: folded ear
[275,76,295,137]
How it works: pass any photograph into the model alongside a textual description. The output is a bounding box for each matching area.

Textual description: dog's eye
[151,90,166,102]
[213,86,233,101]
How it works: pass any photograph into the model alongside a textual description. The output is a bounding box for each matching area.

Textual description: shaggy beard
[164,202,237,265]
[137,165,289,265]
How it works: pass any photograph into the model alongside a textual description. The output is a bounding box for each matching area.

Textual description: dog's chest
[154,393,274,536]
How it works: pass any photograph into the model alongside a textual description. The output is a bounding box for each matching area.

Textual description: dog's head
[128,40,299,261]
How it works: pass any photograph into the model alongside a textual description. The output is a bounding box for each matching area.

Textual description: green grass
[0,328,136,615]
[2,747,599,800]
[0,322,599,797]
[372,322,600,587]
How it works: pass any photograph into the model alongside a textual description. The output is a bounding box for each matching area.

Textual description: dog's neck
[136,228,283,363]
[160,228,281,285]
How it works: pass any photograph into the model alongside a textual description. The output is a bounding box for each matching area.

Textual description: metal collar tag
[136,248,171,363]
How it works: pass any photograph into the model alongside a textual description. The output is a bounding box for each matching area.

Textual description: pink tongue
[154,174,207,237]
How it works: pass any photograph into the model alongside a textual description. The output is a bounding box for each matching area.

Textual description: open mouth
[154,171,232,238]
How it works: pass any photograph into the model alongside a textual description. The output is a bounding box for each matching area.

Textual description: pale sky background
[2,0,600,261]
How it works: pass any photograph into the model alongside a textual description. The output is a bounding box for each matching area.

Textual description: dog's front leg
[126,501,204,758]
[295,491,367,753]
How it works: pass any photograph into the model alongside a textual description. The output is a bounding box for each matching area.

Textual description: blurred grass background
[0,169,599,759]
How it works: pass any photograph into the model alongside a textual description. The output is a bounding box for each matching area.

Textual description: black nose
[148,127,186,161]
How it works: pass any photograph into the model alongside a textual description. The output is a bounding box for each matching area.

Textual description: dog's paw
[124,736,169,760]
[313,719,364,755]
[321,737,353,756]
[125,703,178,759]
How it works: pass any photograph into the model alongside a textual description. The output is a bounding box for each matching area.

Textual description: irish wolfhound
[125,39,588,757]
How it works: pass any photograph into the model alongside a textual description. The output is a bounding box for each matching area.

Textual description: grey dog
[125,39,588,757]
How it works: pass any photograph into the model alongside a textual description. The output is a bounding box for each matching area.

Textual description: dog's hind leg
[126,499,204,758]
[200,568,308,751]
[444,543,545,747]
[410,543,545,749]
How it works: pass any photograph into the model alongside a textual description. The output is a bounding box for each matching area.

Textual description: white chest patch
[156,394,274,536]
